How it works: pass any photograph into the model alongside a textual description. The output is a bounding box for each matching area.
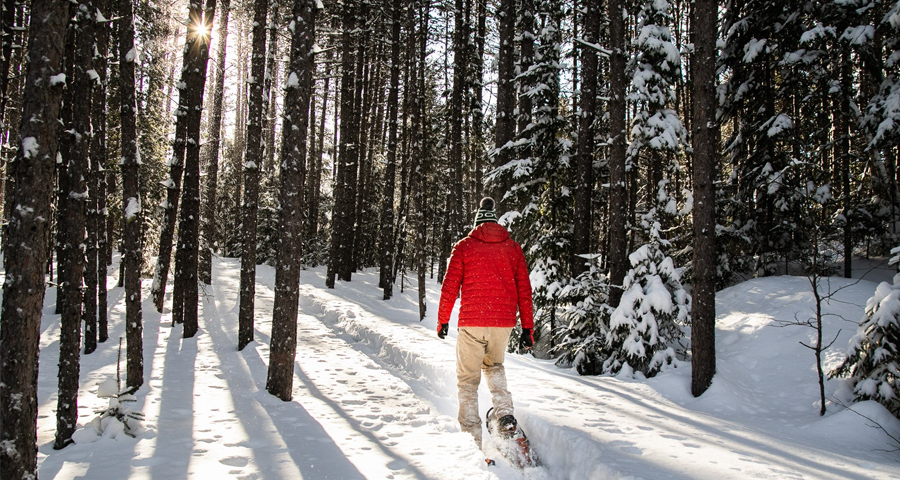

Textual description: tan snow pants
[456,326,514,449]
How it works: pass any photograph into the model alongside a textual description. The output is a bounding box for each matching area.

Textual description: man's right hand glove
[437,322,449,339]
[519,328,534,351]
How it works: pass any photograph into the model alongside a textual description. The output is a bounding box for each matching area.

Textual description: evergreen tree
[604,217,691,377]
[690,0,718,397]
[268,0,316,401]
[199,0,232,284]
[831,248,900,417]
[55,0,95,448]
[239,0,270,349]
[0,0,70,474]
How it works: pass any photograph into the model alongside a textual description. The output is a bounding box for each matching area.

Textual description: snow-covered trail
[294,266,898,480]
[29,255,900,479]
[36,256,506,480]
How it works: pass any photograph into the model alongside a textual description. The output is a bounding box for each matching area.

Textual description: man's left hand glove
[519,328,534,351]
[437,322,449,339]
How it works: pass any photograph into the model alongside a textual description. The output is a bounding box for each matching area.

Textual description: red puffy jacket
[437,222,534,329]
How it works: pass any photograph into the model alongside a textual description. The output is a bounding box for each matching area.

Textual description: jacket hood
[470,222,510,243]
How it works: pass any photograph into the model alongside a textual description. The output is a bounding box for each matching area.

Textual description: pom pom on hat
[474,197,498,226]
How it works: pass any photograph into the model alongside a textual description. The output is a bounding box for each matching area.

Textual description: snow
[21,137,38,158]
[49,73,66,86]
[124,197,141,220]
[285,72,300,89]
[17,254,900,479]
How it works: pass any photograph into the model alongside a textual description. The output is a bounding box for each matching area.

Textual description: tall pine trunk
[199,0,232,285]
[327,0,359,287]
[267,0,315,401]
[607,0,628,308]
[173,0,216,337]
[378,0,403,299]
[238,0,269,350]
[571,0,600,276]
[493,0,515,207]
[306,58,329,242]
[120,0,143,391]
[0,0,69,474]
[93,0,110,343]
[55,0,95,448]
[690,0,717,397]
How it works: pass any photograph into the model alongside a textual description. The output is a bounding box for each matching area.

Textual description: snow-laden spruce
[603,215,691,377]
[831,246,900,418]
[553,255,614,375]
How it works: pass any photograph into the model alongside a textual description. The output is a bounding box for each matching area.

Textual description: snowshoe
[484,407,539,469]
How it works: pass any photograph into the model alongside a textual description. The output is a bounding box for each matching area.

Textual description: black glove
[519,328,534,351]
[437,323,449,339]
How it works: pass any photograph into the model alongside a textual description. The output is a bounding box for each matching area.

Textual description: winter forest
[1,0,900,477]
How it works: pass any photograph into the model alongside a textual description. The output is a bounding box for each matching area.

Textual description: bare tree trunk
[378,0,403,299]
[238,0,269,350]
[690,0,717,397]
[151,25,193,313]
[415,1,430,319]
[267,0,315,401]
[327,0,359,287]
[56,0,96,448]
[92,0,110,345]
[0,0,68,472]
[571,0,599,277]
[262,0,280,173]
[493,0,515,207]
[607,0,628,308]
[199,0,232,285]
[306,58,328,241]
[174,0,216,338]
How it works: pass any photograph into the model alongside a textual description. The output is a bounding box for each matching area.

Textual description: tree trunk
[119,0,143,391]
[416,1,430,319]
[174,0,216,338]
[263,0,280,173]
[327,0,359,287]
[607,0,628,308]
[0,0,15,126]
[55,0,96,449]
[151,25,193,313]
[306,58,328,242]
[267,0,315,401]
[690,0,717,397]
[238,0,269,350]
[199,0,232,285]
[95,0,112,344]
[92,0,110,345]
[571,0,599,276]
[55,18,75,316]
[0,0,68,473]
[379,0,403,299]
[493,0,515,208]
[840,46,852,278]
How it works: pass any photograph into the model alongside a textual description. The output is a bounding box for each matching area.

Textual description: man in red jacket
[437,197,534,450]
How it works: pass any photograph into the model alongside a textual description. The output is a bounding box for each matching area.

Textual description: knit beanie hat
[474,197,498,226]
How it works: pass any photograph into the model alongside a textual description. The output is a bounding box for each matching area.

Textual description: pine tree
[831,249,900,417]
[239,0,270,349]
[173,0,216,337]
[378,0,403,300]
[55,0,95,448]
[199,0,232,285]
[120,0,143,391]
[604,218,690,377]
[92,0,111,344]
[691,0,718,397]
[571,0,600,276]
[0,0,70,474]
[267,0,315,401]
[608,0,628,309]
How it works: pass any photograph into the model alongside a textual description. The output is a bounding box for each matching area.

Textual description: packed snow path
[29,256,900,479]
